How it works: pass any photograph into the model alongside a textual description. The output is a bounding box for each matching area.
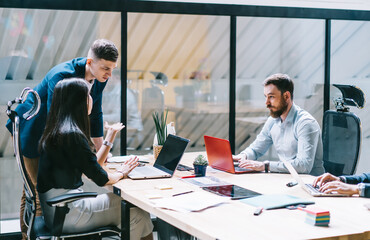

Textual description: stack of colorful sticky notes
[299,206,330,226]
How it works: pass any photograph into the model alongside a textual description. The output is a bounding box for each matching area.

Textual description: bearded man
[233,73,324,176]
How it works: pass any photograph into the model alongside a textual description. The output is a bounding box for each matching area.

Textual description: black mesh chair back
[6,88,42,239]
[322,84,364,176]
[322,110,361,176]
[7,88,121,240]
[333,84,365,109]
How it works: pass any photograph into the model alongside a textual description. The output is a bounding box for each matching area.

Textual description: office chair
[322,84,365,176]
[6,88,120,240]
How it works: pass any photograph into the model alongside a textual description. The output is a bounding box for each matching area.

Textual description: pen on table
[181,175,196,179]
[172,191,194,197]
[286,181,298,187]
[254,207,264,216]
[181,174,202,179]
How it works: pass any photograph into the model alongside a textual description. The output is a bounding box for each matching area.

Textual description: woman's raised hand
[104,121,125,134]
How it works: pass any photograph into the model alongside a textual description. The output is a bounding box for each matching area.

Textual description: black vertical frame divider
[121,8,128,156]
[229,16,236,154]
[324,19,331,113]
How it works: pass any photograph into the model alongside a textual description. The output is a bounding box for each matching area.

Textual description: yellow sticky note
[155,184,173,190]
[146,194,163,199]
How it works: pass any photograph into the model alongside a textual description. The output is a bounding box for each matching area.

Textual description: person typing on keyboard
[233,74,325,176]
[313,172,370,197]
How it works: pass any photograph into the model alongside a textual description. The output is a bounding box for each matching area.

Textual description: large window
[1,3,370,234]
[126,13,230,154]
[331,20,370,174]
[0,8,121,222]
[235,17,325,159]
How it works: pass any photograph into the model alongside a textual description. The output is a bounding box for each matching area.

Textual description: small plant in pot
[193,154,208,176]
[152,109,168,159]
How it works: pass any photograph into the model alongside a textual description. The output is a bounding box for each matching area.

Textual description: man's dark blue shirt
[6,57,107,158]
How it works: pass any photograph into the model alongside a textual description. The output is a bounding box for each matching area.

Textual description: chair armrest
[46,192,98,207]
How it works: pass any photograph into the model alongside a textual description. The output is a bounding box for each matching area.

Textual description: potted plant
[193,154,208,176]
[152,109,168,159]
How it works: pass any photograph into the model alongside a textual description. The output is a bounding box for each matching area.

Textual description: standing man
[233,73,325,176]
[6,39,118,239]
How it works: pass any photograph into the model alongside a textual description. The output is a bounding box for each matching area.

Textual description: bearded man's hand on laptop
[239,159,264,172]
[232,153,247,162]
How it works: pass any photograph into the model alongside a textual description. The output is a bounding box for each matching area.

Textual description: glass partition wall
[235,17,325,158]
[0,8,121,221]
[126,13,230,154]
[331,21,370,174]
[1,4,369,229]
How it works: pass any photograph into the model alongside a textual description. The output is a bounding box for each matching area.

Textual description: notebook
[240,194,314,209]
[204,135,254,174]
[128,134,189,179]
[281,158,349,197]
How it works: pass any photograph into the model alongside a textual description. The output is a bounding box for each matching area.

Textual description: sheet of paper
[107,155,150,163]
[364,203,370,210]
[181,176,230,187]
[151,191,227,213]
[193,177,220,185]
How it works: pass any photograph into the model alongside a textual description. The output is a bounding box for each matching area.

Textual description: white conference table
[111,152,370,240]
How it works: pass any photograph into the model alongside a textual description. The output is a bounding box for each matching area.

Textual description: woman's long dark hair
[39,78,93,151]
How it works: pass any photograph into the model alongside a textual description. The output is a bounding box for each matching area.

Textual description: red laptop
[204,135,254,174]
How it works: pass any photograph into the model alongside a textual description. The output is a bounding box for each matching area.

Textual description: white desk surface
[112,152,370,240]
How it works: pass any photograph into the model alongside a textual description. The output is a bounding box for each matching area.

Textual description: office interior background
[1,0,370,236]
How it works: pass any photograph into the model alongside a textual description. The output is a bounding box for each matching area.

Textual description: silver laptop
[281,158,349,197]
[128,134,189,180]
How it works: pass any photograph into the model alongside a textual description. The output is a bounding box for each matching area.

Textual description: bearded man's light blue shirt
[241,104,325,176]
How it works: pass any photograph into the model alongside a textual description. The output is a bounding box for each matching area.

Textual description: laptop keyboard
[132,166,167,175]
[177,164,194,171]
[305,184,321,193]
[235,166,250,172]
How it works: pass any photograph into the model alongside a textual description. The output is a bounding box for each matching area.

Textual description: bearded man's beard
[267,98,288,118]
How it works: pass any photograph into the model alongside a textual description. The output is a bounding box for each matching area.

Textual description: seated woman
[313,172,370,197]
[37,78,153,240]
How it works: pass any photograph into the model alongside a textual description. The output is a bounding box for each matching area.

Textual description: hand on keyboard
[318,181,359,196]
[312,173,341,188]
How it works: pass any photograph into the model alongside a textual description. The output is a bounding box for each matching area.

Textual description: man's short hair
[88,39,118,62]
[263,73,294,99]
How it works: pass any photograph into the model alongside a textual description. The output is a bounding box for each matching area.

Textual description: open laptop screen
[154,134,190,175]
